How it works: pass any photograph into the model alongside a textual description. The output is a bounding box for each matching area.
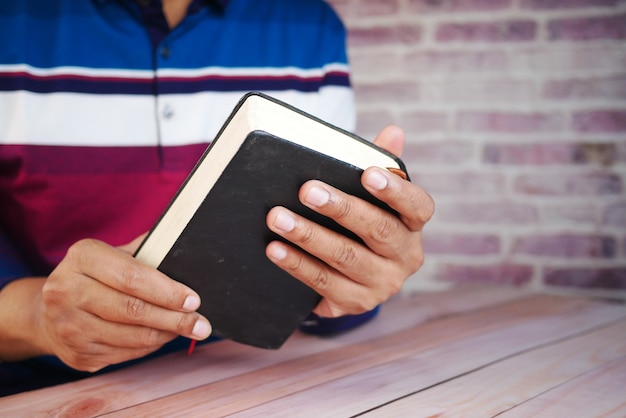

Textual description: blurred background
[327,0,626,298]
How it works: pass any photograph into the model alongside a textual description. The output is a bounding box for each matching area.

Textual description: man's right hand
[0,236,211,372]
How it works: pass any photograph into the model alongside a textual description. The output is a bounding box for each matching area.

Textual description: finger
[372,125,405,157]
[298,180,411,260]
[118,233,149,255]
[57,335,171,372]
[265,239,382,316]
[65,239,202,313]
[362,167,435,232]
[266,206,402,290]
[61,270,212,341]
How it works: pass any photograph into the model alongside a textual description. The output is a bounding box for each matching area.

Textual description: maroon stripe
[0,143,208,175]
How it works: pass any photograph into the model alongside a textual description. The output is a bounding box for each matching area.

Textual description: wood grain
[108,296,623,417]
[0,285,624,418]
[499,355,626,418]
[361,321,626,417]
[228,299,626,417]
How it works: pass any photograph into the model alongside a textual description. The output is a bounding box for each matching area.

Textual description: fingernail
[305,185,330,207]
[268,244,288,261]
[274,210,295,232]
[305,186,330,206]
[365,169,388,191]
[192,319,211,339]
[183,295,200,311]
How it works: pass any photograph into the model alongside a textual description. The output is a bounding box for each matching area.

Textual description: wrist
[0,277,50,361]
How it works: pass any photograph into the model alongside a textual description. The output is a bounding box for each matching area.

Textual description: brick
[411,171,506,194]
[575,143,619,166]
[348,25,422,47]
[349,52,403,77]
[408,0,512,13]
[403,142,475,164]
[514,172,622,195]
[423,233,500,255]
[515,45,626,74]
[435,201,539,224]
[457,111,565,133]
[484,143,579,165]
[543,76,626,101]
[406,50,508,73]
[513,234,617,258]
[353,0,400,16]
[399,111,449,133]
[542,204,598,225]
[484,142,618,166]
[423,79,536,103]
[355,110,397,138]
[521,0,621,9]
[545,267,626,289]
[573,110,626,133]
[602,201,626,226]
[353,82,419,104]
[437,264,534,285]
[615,141,626,163]
[548,15,626,41]
[436,20,537,42]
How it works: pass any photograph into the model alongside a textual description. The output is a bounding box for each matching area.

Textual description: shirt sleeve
[0,227,33,290]
[298,305,381,336]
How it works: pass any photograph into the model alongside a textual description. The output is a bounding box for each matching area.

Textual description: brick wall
[327,0,626,297]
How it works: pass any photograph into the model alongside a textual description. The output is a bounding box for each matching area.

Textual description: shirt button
[160,46,170,59]
[162,105,174,119]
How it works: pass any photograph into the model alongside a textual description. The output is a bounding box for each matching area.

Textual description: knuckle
[175,312,197,335]
[333,243,357,269]
[117,263,143,293]
[371,217,400,242]
[407,249,425,273]
[138,327,163,347]
[56,321,79,342]
[332,198,353,221]
[41,279,63,306]
[309,268,331,291]
[299,224,316,245]
[422,193,436,223]
[125,296,147,321]
[66,238,98,266]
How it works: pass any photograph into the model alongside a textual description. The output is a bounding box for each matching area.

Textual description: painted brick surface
[327,0,626,295]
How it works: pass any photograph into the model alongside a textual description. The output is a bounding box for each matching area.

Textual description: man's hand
[0,236,211,372]
[265,125,434,317]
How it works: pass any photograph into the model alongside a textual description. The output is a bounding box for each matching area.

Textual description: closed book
[135,92,409,349]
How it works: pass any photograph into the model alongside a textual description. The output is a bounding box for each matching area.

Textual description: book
[134,92,409,349]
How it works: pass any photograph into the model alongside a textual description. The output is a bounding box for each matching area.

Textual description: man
[0,0,433,393]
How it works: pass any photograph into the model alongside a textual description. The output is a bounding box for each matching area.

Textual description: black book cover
[156,130,398,349]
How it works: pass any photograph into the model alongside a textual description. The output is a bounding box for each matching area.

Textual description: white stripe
[156,63,350,78]
[0,88,355,147]
[0,91,158,146]
[0,63,350,80]
[0,64,155,80]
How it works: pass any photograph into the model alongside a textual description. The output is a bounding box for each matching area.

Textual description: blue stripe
[0,0,348,71]
[0,72,351,94]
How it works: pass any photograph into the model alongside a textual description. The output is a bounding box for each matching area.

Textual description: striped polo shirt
[0,0,355,284]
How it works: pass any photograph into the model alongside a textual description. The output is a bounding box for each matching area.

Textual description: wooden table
[1,285,625,417]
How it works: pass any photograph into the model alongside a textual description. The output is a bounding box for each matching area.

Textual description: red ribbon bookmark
[187,339,197,356]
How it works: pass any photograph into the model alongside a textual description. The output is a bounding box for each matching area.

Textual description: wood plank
[360,320,626,417]
[104,296,625,417]
[225,299,626,417]
[0,285,526,417]
[500,355,626,418]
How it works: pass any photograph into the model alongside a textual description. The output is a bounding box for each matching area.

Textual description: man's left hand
[265,125,435,317]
